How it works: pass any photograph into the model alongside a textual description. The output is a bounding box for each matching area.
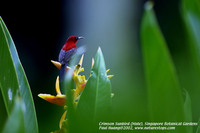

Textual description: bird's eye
[75,37,79,40]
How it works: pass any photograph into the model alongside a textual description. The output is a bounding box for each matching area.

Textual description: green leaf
[196,119,200,133]
[181,0,200,84]
[0,91,7,132]
[182,0,200,49]
[64,47,86,133]
[183,90,192,121]
[183,89,193,132]
[181,0,200,124]
[141,2,189,132]
[0,18,19,115]
[0,17,38,133]
[76,47,111,132]
[2,98,25,133]
[64,57,77,133]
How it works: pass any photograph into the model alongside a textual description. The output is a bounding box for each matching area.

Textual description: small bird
[58,36,84,82]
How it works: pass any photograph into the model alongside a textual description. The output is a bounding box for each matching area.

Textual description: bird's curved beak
[78,36,84,40]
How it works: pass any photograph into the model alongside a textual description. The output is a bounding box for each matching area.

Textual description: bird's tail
[59,63,67,83]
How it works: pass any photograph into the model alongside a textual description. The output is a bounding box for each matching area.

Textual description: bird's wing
[58,48,77,64]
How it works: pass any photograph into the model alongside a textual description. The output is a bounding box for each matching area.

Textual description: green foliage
[183,89,193,132]
[0,17,38,133]
[64,56,77,133]
[182,0,200,49]
[150,0,200,132]
[2,98,24,133]
[65,47,112,133]
[0,90,7,131]
[197,119,200,133]
[77,47,111,131]
[141,2,184,121]
[181,0,200,131]
[141,1,193,133]
[181,0,200,120]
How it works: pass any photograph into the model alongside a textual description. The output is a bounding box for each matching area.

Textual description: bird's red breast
[62,36,78,51]
[62,42,77,51]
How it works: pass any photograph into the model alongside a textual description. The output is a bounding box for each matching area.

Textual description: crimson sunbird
[58,36,84,82]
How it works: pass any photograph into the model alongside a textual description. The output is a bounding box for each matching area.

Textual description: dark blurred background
[0,1,146,132]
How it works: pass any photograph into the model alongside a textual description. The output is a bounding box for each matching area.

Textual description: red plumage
[62,36,78,51]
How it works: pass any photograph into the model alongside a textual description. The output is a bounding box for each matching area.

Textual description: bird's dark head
[67,36,84,44]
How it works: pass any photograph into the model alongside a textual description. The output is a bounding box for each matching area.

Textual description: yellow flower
[38,55,87,107]
[51,55,88,99]
[38,76,66,106]
[38,54,114,132]
[38,55,114,106]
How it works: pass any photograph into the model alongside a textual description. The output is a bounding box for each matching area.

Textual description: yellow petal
[51,60,70,71]
[59,111,67,129]
[38,94,66,106]
[91,58,94,69]
[78,54,84,66]
[51,60,61,70]
[56,76,61,95]
[107,75,114,79]
[106,69,110,73]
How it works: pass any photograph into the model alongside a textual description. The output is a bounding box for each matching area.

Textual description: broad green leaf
[181,0,200,123]
[183,90,192,121]
[183,89,193,132]
[141,2,188,132]
[182,0,200,52]
[181,0,200,84]
[65,77,76,133]
[0,17,38,133]
[2,98,24,133]
[0,91,7,132]
[64,56,78,133]
[0,18,19,115]
[76,47,111,132]
[196,119,200,133]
